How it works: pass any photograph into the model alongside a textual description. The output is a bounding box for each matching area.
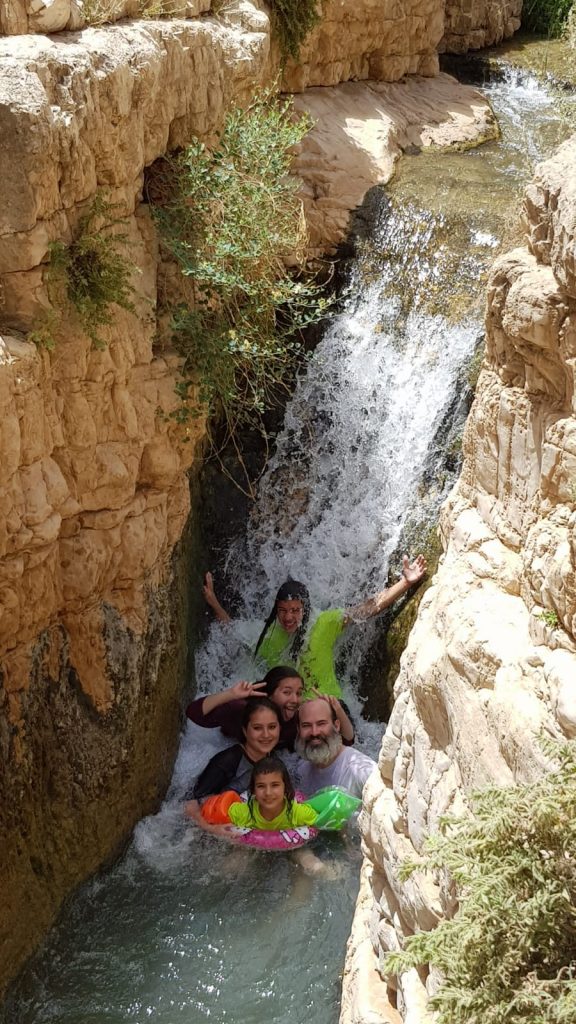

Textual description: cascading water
[2,58,574,1024]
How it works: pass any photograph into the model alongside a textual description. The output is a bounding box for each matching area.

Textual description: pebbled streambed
[2,51,574,1024]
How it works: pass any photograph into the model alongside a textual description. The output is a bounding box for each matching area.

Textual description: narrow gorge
[0,1,575,1022]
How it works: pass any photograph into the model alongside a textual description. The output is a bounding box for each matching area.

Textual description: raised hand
[402,554,427,584]
[228,680,267,701]
[202,571,231,623]
[202,571,217,606]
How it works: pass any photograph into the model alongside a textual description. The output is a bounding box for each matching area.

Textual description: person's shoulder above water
[297,744,376,800]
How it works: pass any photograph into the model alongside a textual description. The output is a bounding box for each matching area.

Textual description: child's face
[271,676,304,720]
[254,771,285,819]
[276,599,304,634]
[244,708,280,757]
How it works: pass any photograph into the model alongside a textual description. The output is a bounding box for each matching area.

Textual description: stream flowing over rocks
[343,128,576,1024]
[0,0,575,1019]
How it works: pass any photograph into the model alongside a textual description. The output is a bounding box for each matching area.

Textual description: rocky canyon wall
[442,0,522,53]
[342,134,576,1024]
[0,0,484,997]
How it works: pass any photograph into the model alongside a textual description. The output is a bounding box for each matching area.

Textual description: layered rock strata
[442,0,522,53]
[293,73,498,256]
[341,134,576,1024]
[0,8,272,997]
[0,0,519,1001]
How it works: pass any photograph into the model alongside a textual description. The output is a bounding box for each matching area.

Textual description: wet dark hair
[254,580,311,662]
[263,665,304,698]
[248,755,295,818]
[241,697,282,735]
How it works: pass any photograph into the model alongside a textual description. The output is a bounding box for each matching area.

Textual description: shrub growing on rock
[31,195,136,349]
[385,740,576,1024]
[153,94,328,446]
[267,0,321,60]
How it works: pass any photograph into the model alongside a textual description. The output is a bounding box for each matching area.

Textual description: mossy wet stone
[359,527,443,722]
[0,512,203,1001]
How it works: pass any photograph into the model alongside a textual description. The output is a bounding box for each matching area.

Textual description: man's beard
[295,729,342,766]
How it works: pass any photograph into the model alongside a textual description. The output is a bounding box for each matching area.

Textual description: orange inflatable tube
[200,790,242,824]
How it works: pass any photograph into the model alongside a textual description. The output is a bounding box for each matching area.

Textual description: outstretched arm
[200,679,266,716]
[203,571,232,623]
[344,554,427,625]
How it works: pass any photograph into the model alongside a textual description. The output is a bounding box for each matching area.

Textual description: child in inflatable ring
[202,756,317,831]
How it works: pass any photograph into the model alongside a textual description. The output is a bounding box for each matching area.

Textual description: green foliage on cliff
[385,740,576,1024]
[523,0,575,36]
[153,95,328,440]
[31,195,136,349]
[267,0,321,61]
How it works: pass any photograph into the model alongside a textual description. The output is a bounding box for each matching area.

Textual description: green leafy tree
[153,95,328,453]
[385,740,576,1023]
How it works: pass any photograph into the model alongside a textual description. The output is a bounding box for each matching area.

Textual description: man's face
[296,700,342,766]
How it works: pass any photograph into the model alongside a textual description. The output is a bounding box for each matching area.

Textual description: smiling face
[276,599,304,634]
[253,770,286,820]
[243,707,280,760]
[270,675,304,720]
[296,699,342,766]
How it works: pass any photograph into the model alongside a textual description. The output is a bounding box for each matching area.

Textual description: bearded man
[295,698,376,799]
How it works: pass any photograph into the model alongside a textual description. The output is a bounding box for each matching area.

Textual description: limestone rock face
[0,11,271,998]
[282,0,444,90]
[292,73,497,256]
[342,136,576,1024]
[441,0,522,53]
[0,0,212,35]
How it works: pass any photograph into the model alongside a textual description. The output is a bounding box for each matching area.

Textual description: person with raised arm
[202,554,426,698]
[186,666,355,751]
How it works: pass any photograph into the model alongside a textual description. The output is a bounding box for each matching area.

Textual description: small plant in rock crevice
[266,0,321,61]
[151,93,329,492]
[30,195,137,350]
[384,739,576,1024]
[537,608,560,628]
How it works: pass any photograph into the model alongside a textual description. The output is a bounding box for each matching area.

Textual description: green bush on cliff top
[385,739,576,1024]
[153,94,328,449]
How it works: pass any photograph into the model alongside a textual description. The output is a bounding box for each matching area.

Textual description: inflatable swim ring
[224,822,318,850]
[306,787,361,829]
[199,787,358,851]
[200,790,318,850]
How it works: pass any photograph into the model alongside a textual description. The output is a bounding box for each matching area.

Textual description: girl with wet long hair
[202,555,427,698]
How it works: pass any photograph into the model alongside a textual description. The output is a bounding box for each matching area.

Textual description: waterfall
[3,57,575,1024]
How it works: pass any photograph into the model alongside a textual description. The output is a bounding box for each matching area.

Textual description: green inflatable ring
[306,786,361,830]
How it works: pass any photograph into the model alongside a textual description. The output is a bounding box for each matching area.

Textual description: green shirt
[256,608,346,697]
[228,799,318,830]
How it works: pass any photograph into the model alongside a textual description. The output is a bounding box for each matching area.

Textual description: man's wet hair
[298,697,338,725]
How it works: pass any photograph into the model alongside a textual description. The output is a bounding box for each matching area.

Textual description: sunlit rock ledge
[341,134,576,1024]
[293,73,498,257]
